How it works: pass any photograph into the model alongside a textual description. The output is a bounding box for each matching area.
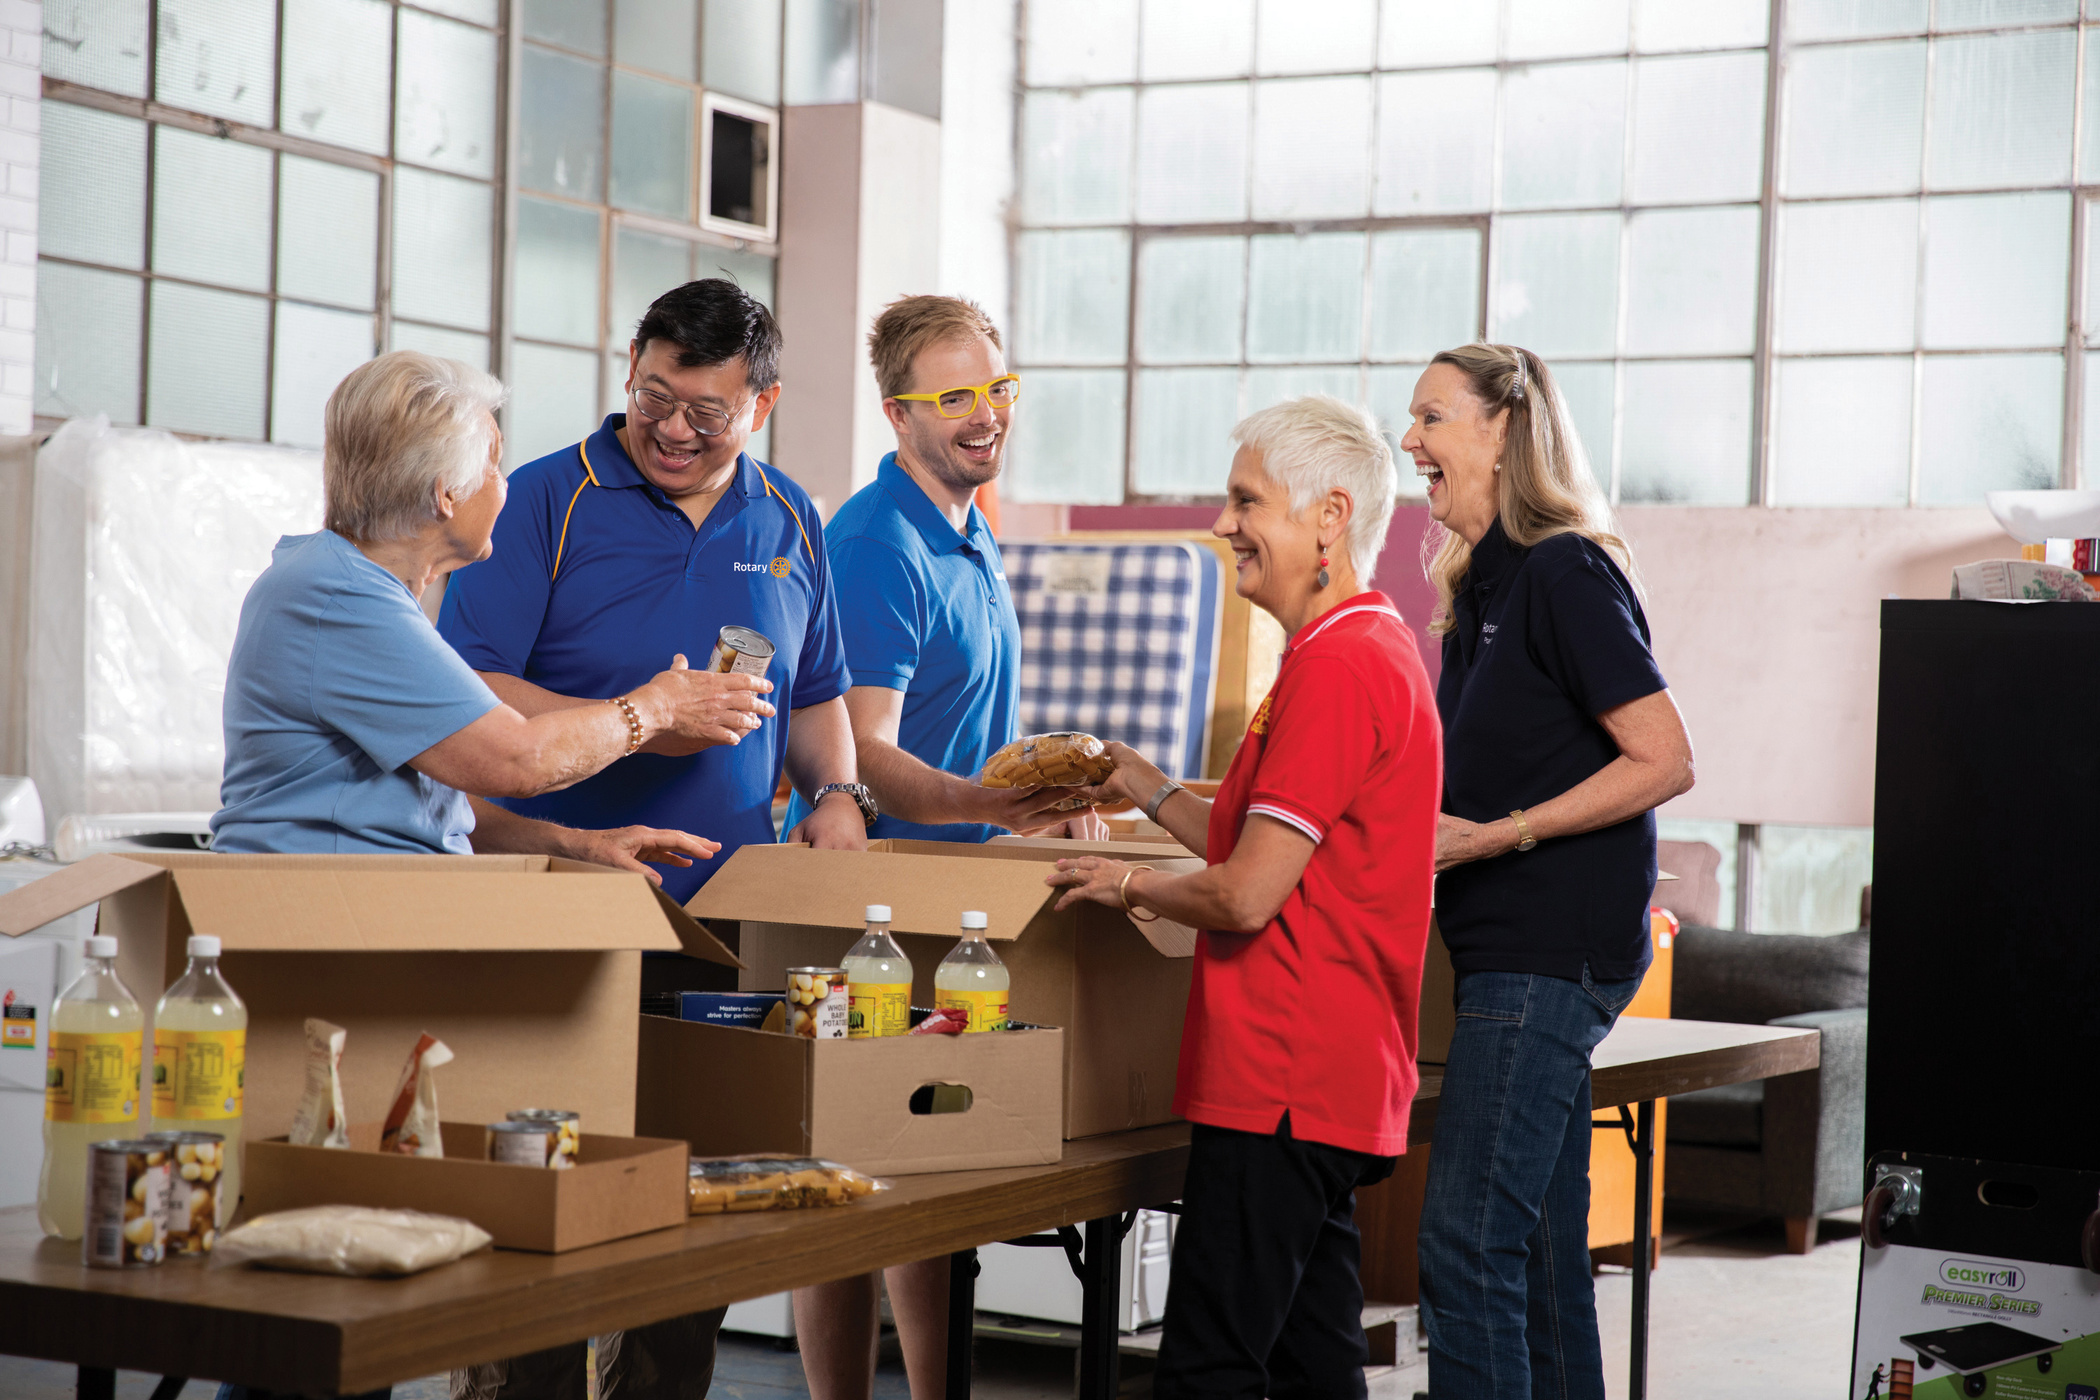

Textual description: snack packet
[910,1006,969,1036]
[288,1018,350,1149]
[975,732,1115,810]
[215,1205,490,1276]
[686,1156,888,1215]
[380,1033,453,1157]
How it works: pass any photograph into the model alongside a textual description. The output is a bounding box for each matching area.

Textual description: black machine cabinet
[1869,601,2100,1174]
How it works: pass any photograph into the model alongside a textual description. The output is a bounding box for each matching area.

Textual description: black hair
[632,277,782,390]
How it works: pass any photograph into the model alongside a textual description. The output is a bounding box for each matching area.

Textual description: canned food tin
[145,1130,226,1250]
[785,967,849,1040]
[488,1121,560,1167]
[504,1109,581,1168]
[710,625,777,678]
[85,1139,170,1268]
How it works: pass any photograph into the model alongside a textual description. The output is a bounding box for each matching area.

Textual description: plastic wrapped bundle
[28,417,323,824]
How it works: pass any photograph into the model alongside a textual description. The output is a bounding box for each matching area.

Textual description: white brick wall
[0,0,33,436]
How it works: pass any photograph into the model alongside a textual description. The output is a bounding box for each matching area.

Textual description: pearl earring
[1317,552,1330,589]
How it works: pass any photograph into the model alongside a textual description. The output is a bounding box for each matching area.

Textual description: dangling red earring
[1317,552,1330,589]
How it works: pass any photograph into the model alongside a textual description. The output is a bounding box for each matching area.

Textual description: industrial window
[34,0,783,465]
[1008,0,2097,508]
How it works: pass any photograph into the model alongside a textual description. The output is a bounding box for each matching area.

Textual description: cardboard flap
[688,844,1059,939]
[0,853,163,936]
[161,867,686,951]
[650,884,742,968]
[1131,914,1199,958]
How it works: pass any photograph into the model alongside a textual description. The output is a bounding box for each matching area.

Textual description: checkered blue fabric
[1002,542,1221,779]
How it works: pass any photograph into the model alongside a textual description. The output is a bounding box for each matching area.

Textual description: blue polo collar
[877,453,990,555]
[582,414,760,504]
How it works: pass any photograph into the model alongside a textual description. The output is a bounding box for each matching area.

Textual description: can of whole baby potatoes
[145,1129,225,1251]
[84,1139,170,1268]
[785,967,849,1040]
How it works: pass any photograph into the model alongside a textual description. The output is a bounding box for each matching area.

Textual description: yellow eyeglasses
[891,375,1023,419]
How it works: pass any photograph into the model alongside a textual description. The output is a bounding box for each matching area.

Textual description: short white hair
[323,351,508,543]
[1230,395,1400,582]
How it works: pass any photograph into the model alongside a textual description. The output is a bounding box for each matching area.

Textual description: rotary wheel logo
[769,557,791,579]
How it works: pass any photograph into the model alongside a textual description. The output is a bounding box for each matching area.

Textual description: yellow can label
[46,1031,142,1123]
[153,1029,245,1120]
[848,984,912,1039]
[935,988,1010,1034]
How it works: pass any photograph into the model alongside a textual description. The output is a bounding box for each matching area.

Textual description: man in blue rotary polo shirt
[438,278,864,1398]
[784,297,1100,1400]
[440,278,868,909]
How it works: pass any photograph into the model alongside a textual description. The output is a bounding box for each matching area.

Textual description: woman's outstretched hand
[1076,741,1167,810]
[1046,855,1138,911]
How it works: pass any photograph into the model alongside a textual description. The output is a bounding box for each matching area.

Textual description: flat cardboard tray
[242,1121,690,1253]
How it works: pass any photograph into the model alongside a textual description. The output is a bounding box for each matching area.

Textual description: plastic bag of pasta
[686,1156,889,1215]
[974,732,1115,810]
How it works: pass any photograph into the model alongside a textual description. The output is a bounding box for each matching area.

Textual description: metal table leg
[1630,1098,1655,1400]
[76,1368,115,1400]
[1077,1215,1124,1400]
[946,1246,979,1400]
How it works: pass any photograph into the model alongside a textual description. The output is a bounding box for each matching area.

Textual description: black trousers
[1154,1115,1397,1400]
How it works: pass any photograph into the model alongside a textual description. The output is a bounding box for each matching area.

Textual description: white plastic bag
[288,1018,349,1149]
[380,1032,453,1157]
[215,1206,491,1277]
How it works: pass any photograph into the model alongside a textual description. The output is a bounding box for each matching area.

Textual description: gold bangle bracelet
[1118,864,1160,923]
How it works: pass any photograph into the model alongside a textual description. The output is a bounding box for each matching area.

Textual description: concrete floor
[0,1209,1863,1399]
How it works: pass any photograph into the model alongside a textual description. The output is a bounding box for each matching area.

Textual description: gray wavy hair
[323,351,508,543]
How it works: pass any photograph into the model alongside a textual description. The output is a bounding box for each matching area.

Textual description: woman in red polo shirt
[1049,395,1441,1400]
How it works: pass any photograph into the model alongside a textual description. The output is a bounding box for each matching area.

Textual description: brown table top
[0,1016,1818,1395]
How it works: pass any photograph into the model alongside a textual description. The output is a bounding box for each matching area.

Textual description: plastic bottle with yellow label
[38,934,144,1239]
[842,905,913,1039]
[934,911,1009,1033]
[151,935,246,1227]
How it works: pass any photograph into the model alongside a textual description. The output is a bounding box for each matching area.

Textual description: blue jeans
[1416,966,1643,1400]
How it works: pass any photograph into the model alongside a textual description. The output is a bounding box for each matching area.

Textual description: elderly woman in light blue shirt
[211,350,770,880]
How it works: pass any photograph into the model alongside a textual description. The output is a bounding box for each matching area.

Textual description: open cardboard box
[0,853,740,1140]
[684,838,1204,1140]
[243,1121,689,1252]
[638,1015,1065,1175]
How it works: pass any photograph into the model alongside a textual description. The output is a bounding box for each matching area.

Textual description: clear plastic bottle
[151,935,246,1227]
[934,911,1010,1033]
[38,935,144,1240]
[842,905,914,1039]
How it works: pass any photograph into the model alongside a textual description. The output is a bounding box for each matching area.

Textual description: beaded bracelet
[607,694,644,755]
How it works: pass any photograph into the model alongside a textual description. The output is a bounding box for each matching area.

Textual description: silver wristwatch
[1143,779,1186,824]
[815,782,880,827]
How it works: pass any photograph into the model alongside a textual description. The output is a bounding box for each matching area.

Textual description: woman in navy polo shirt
[1046,396,1441,1400]
[1404,342,1695,1400]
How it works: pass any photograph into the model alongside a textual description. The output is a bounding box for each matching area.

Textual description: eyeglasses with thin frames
[630,383,749,437]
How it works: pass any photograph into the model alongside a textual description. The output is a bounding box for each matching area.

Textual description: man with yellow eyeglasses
[782,296,1101,1399]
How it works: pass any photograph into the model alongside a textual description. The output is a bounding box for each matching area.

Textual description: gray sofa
[1666,924,1869,1253]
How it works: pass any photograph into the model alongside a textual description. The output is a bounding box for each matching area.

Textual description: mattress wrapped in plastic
[28,417,323,824]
